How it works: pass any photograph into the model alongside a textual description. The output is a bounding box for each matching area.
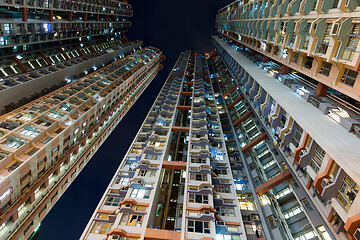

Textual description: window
[291,125,303,148]
[301,199,313,212]
[21,172,30,183]
[342,24,360,61]
[48,111,63,119]
[319,62,332,76]
[144,153,161,160]
[0,188,12,202]
[274,187,292,199]
[245,224,257,235]
[26,148,38,156]
[317,226,332,240]
[2,138,26,149]
[216,206,235,216]
[303,57,313,69]
[309,145,326,173]
[130,189,151,199]
[191,157,207,164]
[301,23,311,50]
[120,214,143,227]
[19,127,40,137]
[215,185,230,193]
[190,174,207,181]
[0,36,8,46]
[214,169,227,175]
[52,147,58,154]
[150,141,164,147]
[216,234,240,240]
[8,162,21,171]
[337,174,359,211]
[187,220,210,234]
[292,53,299,64]
[42,138,52,144]
[90,222,113,234]
[189,193,209,204]
[341,68,358,87]
[238,200,255,210]
[284,206,303,219]
[24,221,33,234]
[267,215,277,229]
[294,230,316,240]
[37,159,45,169]
[116,177,130,185]
[4,23,11,34]
[105,197,122,206]
[139,170,156,177]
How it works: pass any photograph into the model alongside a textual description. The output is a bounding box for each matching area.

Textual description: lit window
[130,189,151,199]
[238,200,255,210]
[260,195,270,205]
[119,213,143,227]
[284,206,303,219]
[2,138,26,149]
[294,230,316,240]
[317,226,332,240]
[19,127,40,137]
[116,177,130,185]
[90,222,113,234]
[0,188,12,202]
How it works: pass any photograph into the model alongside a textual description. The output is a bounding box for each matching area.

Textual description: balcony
[297,140,315,170]
[322,168,346,202]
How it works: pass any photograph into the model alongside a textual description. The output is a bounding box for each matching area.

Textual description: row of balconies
[0,76,141,234]
[219,36,360,137]
[82,55,183,239]
[216,0,359,21]
[0,0,132,15]
[212,53,322,240]
[0,48,158,186]
[0,40,139,112]
[216,16,360,70]
[0,21,130,36]
[213,41,360,238]
[0,22,130,49]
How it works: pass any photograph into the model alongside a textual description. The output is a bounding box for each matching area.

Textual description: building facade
[0,1,165,239]
[214,1,360,239]
[0,44,163,240]
[81,51,257,240]
[0,0,133,113]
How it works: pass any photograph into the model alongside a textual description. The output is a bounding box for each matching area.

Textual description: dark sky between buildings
[34,1,233,239]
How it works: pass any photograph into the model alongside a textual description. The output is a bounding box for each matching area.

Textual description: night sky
[34,1,233,239]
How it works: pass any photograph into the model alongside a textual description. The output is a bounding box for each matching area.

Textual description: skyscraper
[80,51,244,240]
[214,1,360,240]
[0,0,133,113]
[0,2,164,240]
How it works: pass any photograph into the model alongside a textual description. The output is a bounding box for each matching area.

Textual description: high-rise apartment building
[213,1,360,240]
[0,0,133,113]
[0,1,164,240]
[81,51,251,240]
